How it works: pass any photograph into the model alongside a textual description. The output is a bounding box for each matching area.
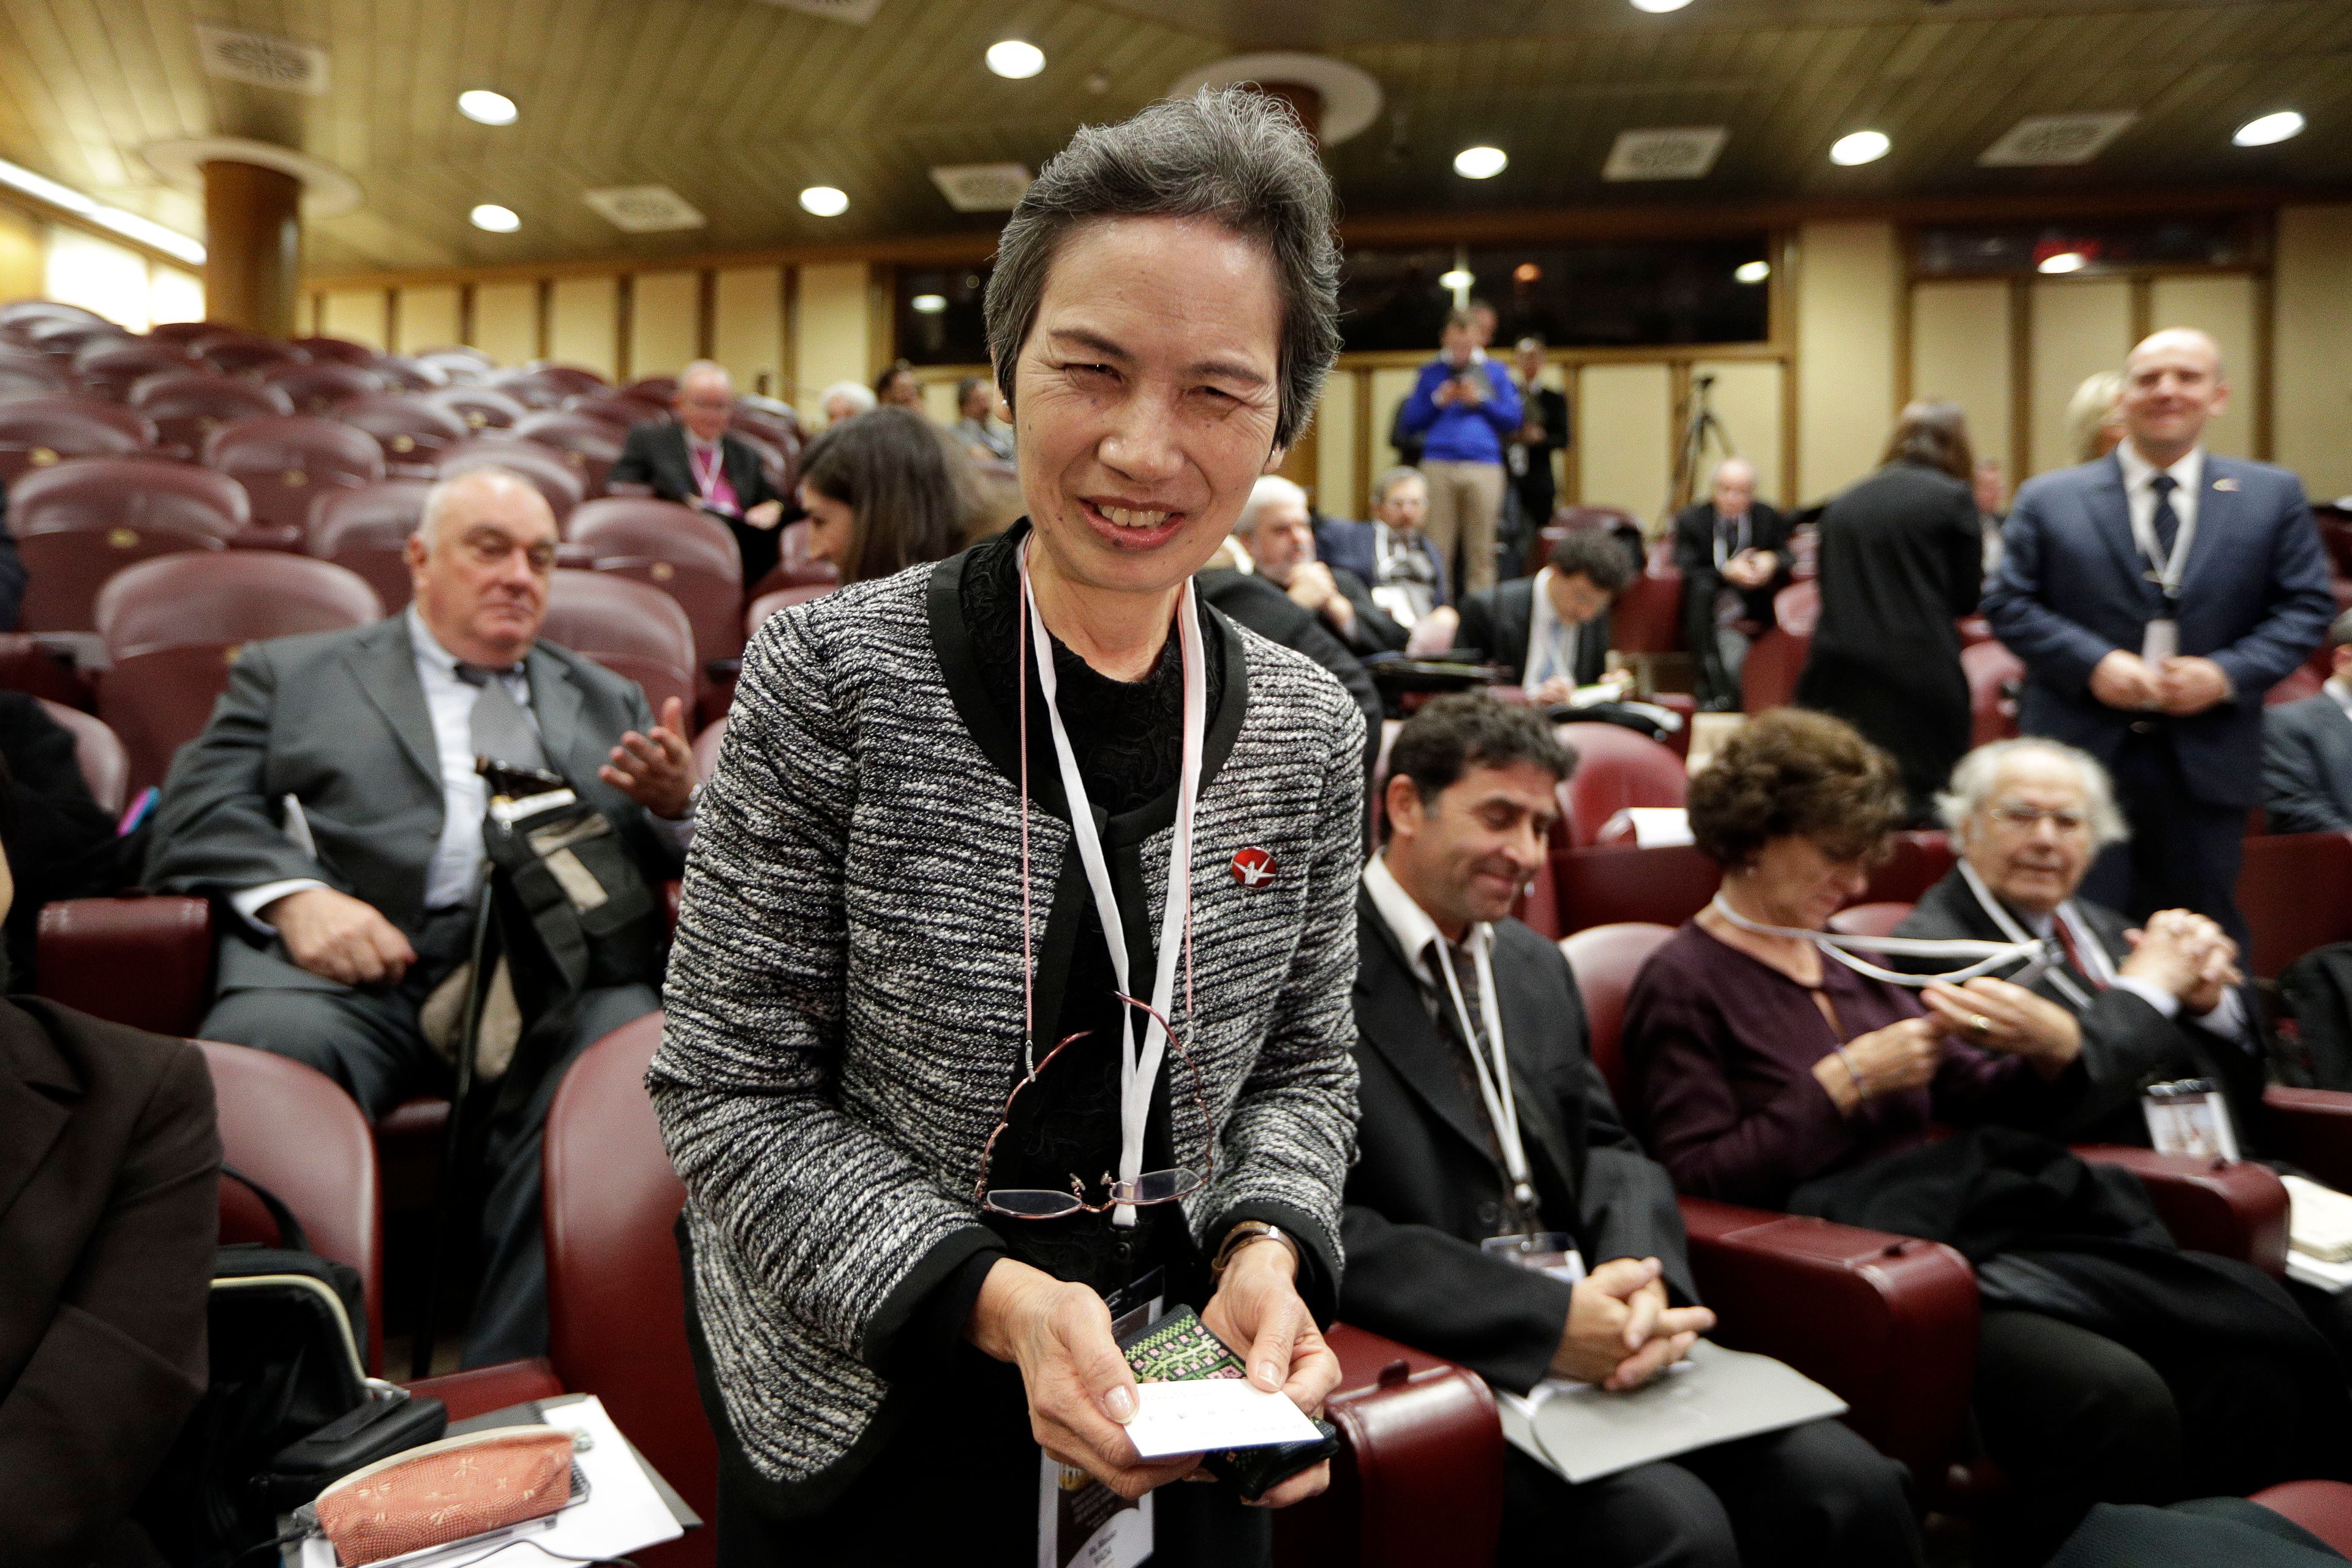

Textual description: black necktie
[455,663,549,771]
[2149,473,2181,564]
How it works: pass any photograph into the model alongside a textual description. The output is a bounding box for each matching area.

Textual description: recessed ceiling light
[986,39,1045,79]
[911,293,948,314]
[1453,145,1508,179]
[799,185,849,217]
[1630,0,1694,12]
[1734,260,1770,284]
[2234,110,2305,147]
[1438,268,1474,291]
[469,203,519,232]
[1513,262,1541,283]
[2038,251,2087,275]
[1830,130,1891,166]
[458,89,517,126]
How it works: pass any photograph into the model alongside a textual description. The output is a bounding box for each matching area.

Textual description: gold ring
[1970,1014,1992,1035]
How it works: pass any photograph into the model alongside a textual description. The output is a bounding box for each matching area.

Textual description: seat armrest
[228,522,305,552]
[402,1359,565,1422]
[36,894,215,1036]
[2262,1087,2352,1194]
[1273,1324,1502,1568]
[1678,1196,1979,1487]
[2073,1144,2290,1275]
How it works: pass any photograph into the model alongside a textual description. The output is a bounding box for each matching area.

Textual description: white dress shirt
[1520,567,1582,692]
[2116,442,2205,586]
[1363,853,1491,1023]
[2327,674,2352,722]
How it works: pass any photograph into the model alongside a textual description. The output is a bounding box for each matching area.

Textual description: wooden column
[203,160,303,337]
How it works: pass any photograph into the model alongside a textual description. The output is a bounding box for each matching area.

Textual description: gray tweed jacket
[649,548,1365,1495]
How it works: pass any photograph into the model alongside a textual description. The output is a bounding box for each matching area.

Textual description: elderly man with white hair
[148,467,699,1366]
[607,358,793,584]
[1231,475,1407,655]
[817,378,878,427]
[1891,737,2261,1147]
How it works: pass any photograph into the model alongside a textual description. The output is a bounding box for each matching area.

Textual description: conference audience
[146,468,696,1367]
[2067,369,2127,465]
[2262,609,2352,834]
[1507,336,1569,545]
[818,379,877,426]
[796,406,970,586]
[952,373,1014,462]
[1395,307,1524,597]
[1451,529,1633,703]
[606,359,793,585]
[1317,466,1450,634]
[1798,401,1985,820]
[1342,695,1920,1568]
[1624,709,2347,1565]
[0,771,220,1568]
[1671,458,1791,711]
[873,359,923,410]
[1228,475,1406,656]
[1986,328,2336,945]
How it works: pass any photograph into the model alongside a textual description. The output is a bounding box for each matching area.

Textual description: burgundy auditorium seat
[8,457,247,631]
[371,355,452,392]
[1740,628,1808,712]
[0,395,154,482]
[18,317,127,358]
[424,383,529,432]
[568,392,668,430]
[410,347,494,386]
[144,320,230,347]
[729,426,795,498]
[541,570,696,718]
[36,893,214,1036]
[338,394,470,477]
[519,364,609,400]
[2240,831,2352,980]
[1607,568,1684,657]
[1553,722,1688,848]
[0,300,110,341]
[74,339,192,401]
[514,409,627,495]
[728,399,802,453]
[567,497,744,671]
[190,333,303,377]
[308,479,434,610]
[1551,842,1719,934]
[259,358,383,415]
[204,414,387,539]
[1962,638,2024,747]
[287,336,379,368]
[435,435,586,526]
[36,697,128,812]
[744,582,835,638]
[1521,505,1642,578]
[94,552,383,791]
[130,371,293,460]
[1864,830,1957,906]
[625,376,678,405]
[0,347,72,399]
[492,368,586,410]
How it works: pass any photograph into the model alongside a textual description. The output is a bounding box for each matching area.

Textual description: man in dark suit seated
[1442,529,1633,704]
[2263,610,2352,835]
[0,772,220,1566]
[147,467,699,1366]
[1986,328,2336,945]
[1316,466,1451,639]
[605,359,791,586]
[1231,475,1407,657]
[1671,458,1790,712]
[1343,693,1920,1568]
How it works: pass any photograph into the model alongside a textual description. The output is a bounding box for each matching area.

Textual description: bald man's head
[407,468,559,668]
[1711,458,1757,518]
[677,361,734,443]
[2122,328,2228,466]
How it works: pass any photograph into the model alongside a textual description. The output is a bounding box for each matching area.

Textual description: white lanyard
[1706,894,2048,989]
[1428,929,1539,1214]
[1020,542,1204,1229]
[1955,859,2104,1010]
[1713,511,1747,570]
[688,442,729,507]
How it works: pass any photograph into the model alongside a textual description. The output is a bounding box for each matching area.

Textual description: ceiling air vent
[930,163,1035,213]
[583,186,707,233]
[1602,127,1728,183]
[752,0,885,23]
[1980,113,2138,167]
[195,24,329,94]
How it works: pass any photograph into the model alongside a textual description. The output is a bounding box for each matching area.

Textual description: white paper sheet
[1121,1379,1321,1460]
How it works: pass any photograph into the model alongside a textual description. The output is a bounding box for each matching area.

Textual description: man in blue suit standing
[1985,328,2335,945]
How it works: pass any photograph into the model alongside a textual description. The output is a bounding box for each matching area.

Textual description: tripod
[1667,372,1737,520]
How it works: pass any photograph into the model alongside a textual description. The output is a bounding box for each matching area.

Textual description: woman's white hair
[818,380,877,421]
[1233,474,1310,535]
[1936,738,2129,850]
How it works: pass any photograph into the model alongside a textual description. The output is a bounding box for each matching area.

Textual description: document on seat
[1497,1340,1847,1484]
[1122,1379,1321,1460]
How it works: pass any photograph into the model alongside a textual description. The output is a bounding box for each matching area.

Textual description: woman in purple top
[1625,710,2334,1566]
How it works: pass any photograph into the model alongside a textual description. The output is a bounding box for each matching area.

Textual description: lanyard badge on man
[1020,541,1205,1228]
[2140,472,2192,665]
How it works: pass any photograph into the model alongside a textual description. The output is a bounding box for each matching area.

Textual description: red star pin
[1231,846,1278,889]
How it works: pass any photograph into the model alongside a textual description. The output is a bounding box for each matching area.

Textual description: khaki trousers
[1420,459,1507,595]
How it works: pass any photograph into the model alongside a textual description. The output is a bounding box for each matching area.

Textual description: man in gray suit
[148,467,698,1364]
[2264,611,2352,835]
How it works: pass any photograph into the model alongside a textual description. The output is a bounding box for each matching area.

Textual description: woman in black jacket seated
[1623,710,2348,1567]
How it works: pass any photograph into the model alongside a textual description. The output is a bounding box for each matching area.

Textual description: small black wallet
[1115,1305,1341,1502]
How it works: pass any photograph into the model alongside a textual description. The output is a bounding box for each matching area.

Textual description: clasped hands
[1552,1257,1716,1392]
[967,1240,1339,1506]
[2090,649,2231,716]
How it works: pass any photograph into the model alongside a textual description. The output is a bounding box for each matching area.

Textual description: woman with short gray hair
[652,89,1362,1564]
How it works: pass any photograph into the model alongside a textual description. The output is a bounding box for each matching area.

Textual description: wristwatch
[1211,1220,1300,1282]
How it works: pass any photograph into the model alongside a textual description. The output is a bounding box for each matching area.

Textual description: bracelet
[1212,1221,1300,1283]
[1833,1045,1869,1103]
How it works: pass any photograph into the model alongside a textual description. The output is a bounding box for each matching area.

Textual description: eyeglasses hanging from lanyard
[1007,537,1205,1228]
[1706,895,2056,990]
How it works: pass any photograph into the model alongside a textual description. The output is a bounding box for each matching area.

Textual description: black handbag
[137,1167,448,1566]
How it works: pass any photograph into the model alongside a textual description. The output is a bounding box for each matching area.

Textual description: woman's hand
[1811,1017,1940,1115]
[967,1259,1200,1500]
[1201,1237,1343,1507]
[1923,978,2082,1076]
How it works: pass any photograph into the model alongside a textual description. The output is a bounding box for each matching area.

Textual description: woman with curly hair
[1623,708,2347,1565]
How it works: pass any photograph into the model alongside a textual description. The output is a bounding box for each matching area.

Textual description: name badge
[1483,1232,1586,1285]
[2143,1078,2239,1162]
[1039,1286,1161,1568]
[2141,618,2179,664]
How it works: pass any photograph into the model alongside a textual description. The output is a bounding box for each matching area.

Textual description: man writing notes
[1985,329,2334,945]
[1343,695,1920,1568]
[606,359,791,586]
